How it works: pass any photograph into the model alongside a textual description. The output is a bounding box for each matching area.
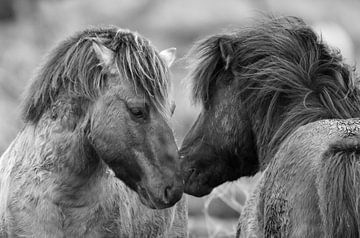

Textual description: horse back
[238,118,360,238]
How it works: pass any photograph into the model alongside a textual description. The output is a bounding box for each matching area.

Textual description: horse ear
[218,39,234,70]
[160,48,176,67]
[92,42,115,66]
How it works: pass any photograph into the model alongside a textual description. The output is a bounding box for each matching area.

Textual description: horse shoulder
[258,120,342,237]
[238,119,360,237]
[0,127,44,235]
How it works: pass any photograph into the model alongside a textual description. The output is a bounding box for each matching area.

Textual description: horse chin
[137,192,158,209]
[185,186,213,197]
[184,181,213,197]
[136,186,177,210]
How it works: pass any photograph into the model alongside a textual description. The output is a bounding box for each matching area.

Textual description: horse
[180,16,360,237]
[0,27,187,237]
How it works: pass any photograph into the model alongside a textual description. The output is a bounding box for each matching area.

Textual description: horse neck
[23,117,104,198]
[251,104,309,170]
[252,117,282,170]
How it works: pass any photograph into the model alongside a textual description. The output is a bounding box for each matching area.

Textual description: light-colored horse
[0,27,187,237]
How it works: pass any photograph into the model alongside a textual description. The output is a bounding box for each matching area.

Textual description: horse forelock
[111,31,171,118]
[186,33,235,106]
[187,16,360,162]
[21,27,171,123]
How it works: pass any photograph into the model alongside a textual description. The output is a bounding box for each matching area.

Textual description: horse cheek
[90,102,127,163]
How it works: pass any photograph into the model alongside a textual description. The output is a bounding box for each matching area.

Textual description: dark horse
[180,16,360,237]
[0,27,187,237]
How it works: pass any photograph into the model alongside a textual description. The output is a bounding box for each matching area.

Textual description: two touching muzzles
[2,16,360,238]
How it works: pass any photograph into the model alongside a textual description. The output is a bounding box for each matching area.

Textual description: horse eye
[129,107,146,119]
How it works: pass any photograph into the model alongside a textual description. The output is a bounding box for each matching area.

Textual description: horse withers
[0,27,187,237]
[180,16,360,237]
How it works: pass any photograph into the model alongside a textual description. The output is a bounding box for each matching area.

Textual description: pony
[0,27,187,237]
[180,16,360,237]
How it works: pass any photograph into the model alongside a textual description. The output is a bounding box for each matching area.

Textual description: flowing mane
[1,26,186,237]
[187,16,360,165]
[22,27,171,123]
[181,16,360,237]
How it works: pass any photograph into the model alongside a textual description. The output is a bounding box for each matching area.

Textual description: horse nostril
[185,168,196,182]
[162,180,182,205]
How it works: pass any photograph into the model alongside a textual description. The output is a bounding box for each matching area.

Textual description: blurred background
[0,0,359,237]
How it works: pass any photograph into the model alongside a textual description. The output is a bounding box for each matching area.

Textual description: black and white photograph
[1,0,360,237]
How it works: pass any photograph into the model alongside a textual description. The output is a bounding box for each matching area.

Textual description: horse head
[22,28,183,209]
[180,34,259,197]
[89,39,183,209]
[180,16,360,197]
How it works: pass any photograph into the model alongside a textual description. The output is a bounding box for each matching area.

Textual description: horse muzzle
[137,173,184,209]
[182,166,213,197]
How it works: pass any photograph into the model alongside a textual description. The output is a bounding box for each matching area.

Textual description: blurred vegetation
[1,0,360,237]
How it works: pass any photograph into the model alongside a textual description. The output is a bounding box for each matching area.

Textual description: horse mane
[22,27,170,123]
[187,16,360,164]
